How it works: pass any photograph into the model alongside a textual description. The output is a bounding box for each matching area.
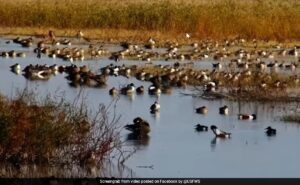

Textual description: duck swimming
[238,114,256,120]
[125,117,151,135]
[195,124,208,132]
[265,126,276,136]
[219,105,229,115]
[195,106,208,114]
[210,125,231,138]
[150,101,160,113]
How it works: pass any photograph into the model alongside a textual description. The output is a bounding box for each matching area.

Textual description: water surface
[0,38,300,178]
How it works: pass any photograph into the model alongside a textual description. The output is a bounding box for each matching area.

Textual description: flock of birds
[3,30,297,143]
[1,31,300,102]
[124,103,277,140]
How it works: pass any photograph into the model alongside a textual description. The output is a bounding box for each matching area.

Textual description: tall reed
[0,0,299,40]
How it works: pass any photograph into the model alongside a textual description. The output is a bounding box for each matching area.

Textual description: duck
[265,126,276,136]
[10,63,21,74]
[120,83,135,95]
[288,47,298,57]
[195,124,208,132]
[10,63,21,71]
[195,106,208,114]
[20,38,33,47]
[219,105,229,115]
[8,50,16,58]
[24,70,52,80]
[61,39,72,45]
[109,87,118,96]
[210,125,231,138]
[150,101,160,112]
[238,114,256,120]
[212,63,222,69]
[16,52,26,58]
[133,117,143,124]
[125,117,151,135]
[136,85,144,94]
[148,84,161,95]
[1,51,9,58]
[204,81,216,92]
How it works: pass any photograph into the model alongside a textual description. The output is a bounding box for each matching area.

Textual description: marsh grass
[0,0,299,41]
[282,114,300,123]
[0,88,124,169]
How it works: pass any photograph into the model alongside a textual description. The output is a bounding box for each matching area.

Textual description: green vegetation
[0,88,123,167]
[0,0,299,41]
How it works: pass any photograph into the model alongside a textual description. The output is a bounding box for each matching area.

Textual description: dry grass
[282,114,300,123]
[0,88,123,168]
[0,0,299,41]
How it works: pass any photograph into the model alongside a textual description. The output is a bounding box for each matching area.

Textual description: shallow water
[0,38,300,178]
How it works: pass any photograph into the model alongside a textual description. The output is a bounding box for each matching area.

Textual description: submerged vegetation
[0,88,123,170]
[0,0,299,41]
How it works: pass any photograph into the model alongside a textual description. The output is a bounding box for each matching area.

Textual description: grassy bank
[0,88,123,168]
[0,0,299,41]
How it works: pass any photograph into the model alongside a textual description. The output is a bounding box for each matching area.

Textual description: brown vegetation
[0,88,123,168]
[0,0,299,41]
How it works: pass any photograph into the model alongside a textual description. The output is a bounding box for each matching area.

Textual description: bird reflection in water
[126,133,150,147]
[210,137,227,151]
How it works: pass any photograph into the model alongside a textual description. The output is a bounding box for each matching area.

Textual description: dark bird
[125,117,151,135]
[150,101,160,112]
[265,126,276,136]
[195,106,208,114]
[195,124,208,132]
[219,105,229,115]
[136,85,144,94]
[109,87,118,96]
[120,83,135,95]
